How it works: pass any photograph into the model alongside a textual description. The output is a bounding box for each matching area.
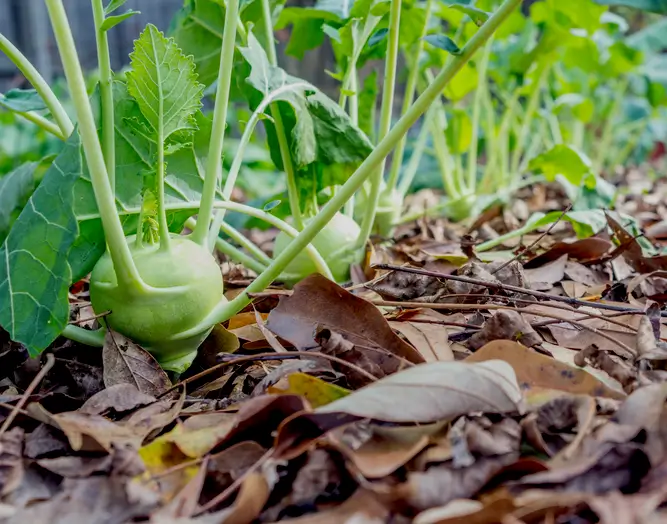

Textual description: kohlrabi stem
[466,38,493,193]
[156,128,171,251]
[355,0,402,250]
[0,32,74,139]
[204,203,332,279]
[15,110,66,139]
[219,221,273,266]
[215,237,268,274]
[177,0,524,332]
[91,0,115,193]
[594,78,629,174]
[510,61,549,176]
[62,325,106,347]
[398,109,433,196]
[387,0,433,192]
[258,0,303,231]
[186,217,268,273]
[191,0,240,247]
[343,70,358,217]
[45,0,144,291]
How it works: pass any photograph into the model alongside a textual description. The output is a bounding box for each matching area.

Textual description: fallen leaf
[267,274,424,364]
[315,360,524,423]
[525,238,613,268]
[103,331,171,397]
[468,311,542,351]
[268,373,350,408]
[264,488,389,523]
[524,255,567,289]
[0,428,23,496]
[79,383,156,416]
[465,340,626,401]
[389,321,454,362]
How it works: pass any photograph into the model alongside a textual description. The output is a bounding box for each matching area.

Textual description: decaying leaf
[103,331,171,397]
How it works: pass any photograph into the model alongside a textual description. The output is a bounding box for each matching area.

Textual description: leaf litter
[4,187,667,523]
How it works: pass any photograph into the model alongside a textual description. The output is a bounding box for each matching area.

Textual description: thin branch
[372,263,666,316]
[373,300,637,358]
[490,204,572,275]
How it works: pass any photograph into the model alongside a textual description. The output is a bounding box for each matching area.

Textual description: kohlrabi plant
[0,0,523,371]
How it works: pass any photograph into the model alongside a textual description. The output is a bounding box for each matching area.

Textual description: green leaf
[127,24,203,141]
[445,108,472,154]
[100,9,140,32]
[0,162,39,244]
[528,144,593,186]
[368,28,389,47]
[358,69,378,143]
[0,89,47,113]
[104,0,128,15]
[627,18,667,52]
[424,34,461,55]
[593,0,667,13]
[448,4,489,26]
[238,32,373,174]
[0,136,81,355]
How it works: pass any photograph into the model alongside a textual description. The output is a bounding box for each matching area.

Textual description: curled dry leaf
[315,360,524,423]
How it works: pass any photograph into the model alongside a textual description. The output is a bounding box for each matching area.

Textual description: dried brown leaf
[468,311,542,351]
[267,275,424,365]
[103,331,171,396]
[0,428,23,496]
[389,321,454,362]
[466,340,626,400]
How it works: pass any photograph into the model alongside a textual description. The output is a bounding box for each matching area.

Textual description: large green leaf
[593,0,667,13]
[528,144,593,185]
[127,24,203,141]
[0,89,47,113]
[170,0,285,85]
[0,137,81,354]
[239,31,373,175]
[0,162,39,243]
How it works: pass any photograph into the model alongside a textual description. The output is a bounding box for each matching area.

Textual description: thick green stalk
[45,0,144,291]
[15,110,65,138]
[387,0,433,191]
[172,0,525,333]
[0,32,74,138]
[91,0,115,192]
[356,0,402,249]
[156,128,170,251]
[215,237,268,274]
[62,325,106,346]
[206,81,310,249]
[259,0,303,230]
[466,38,493,192]
[191,0,240,246]
[219,221,273,266]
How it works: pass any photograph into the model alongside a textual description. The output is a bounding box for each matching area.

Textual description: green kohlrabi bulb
[273,212,364,284]
[89,235,225,372]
